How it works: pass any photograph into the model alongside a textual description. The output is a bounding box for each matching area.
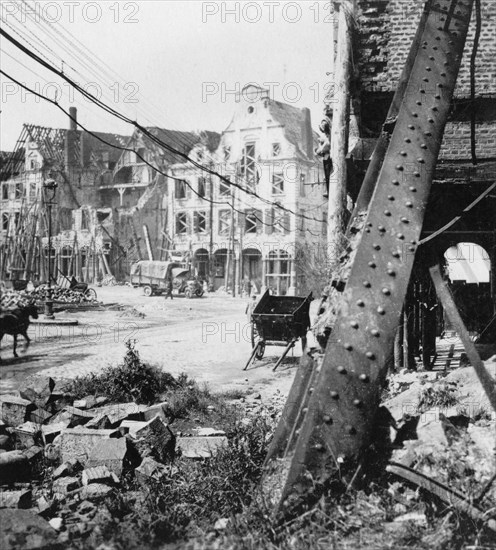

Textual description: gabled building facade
[166,85,327,295]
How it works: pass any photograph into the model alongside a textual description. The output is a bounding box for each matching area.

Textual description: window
[14,182,23,199]
[137,147,146,162]
[272,143,281,157]
[176,212,188,234]
[29,182,37,202]
[30,159,38,170]
[1,183,8,200]
[218,209,231,236]
[270,208,290,235]
[197,150,203,162]
[175,179,188,200]
[14,213,20,230]
[300,173,306,197]
[241,142,259,190]
[223,146,231,161]
[272,174,284,195]
[2,213,9,231]
[194,211,207,233]
[214,252,227,278]
[322,211,327,236]
[198,177,206,198]
[245,211,258,233]
[298,209,305,232]
[219,175,231,196]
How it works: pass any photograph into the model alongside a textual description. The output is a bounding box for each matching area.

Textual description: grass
[416,381,461,413]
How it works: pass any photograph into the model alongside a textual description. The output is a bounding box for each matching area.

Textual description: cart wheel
[143,285,153,297]
[196,289,204,297]
[255,341,266,360]
[251,323,259,348]
[85,288,97,301]
[301,336,307,353]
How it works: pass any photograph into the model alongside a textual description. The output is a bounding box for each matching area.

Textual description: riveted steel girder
[262,0,475,510]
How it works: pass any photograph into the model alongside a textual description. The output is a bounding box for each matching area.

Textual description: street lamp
[43,178,58,319]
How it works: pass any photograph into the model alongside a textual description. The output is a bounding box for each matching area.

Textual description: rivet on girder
[437,83,444,88]
[363,281,371,288]
[401,217,410,224]
[314,443,325,451]
[353,400,363,408]
[350,320,359,329]
[323,415,333,424]
[400,151,407,156]
[392,180,400,186]
[396,165,404,171]
[428,118,435,123]
[414,171,421,177]
[397,233,405,240]
[309,387,314,394]
[373,244,381,250]
[440,73,446,77]
[370,329,380,337]
[377,306,386,315]
[412,113,418,118]
[417,159,425,165]
[420,142,427,148]
[409,186,417,192]
[420,89,426,94]
[367,222,373,227]
[392,251,401,258]
[344,343,353,351]
[435,94,441,99]
[348,426,357,435]
[406,201,413,208]
[330,391,339,399]
[425,131,432,136]
[359,373,370,382]
[435,36,441,41]
[368,261,376,268]
[365,229,371,233]
[378,226,386,232]
[404,138,411,143]
[302,407,308,414]
[408,125,415,130]
[387,269,396,277]
[408,245,416,252]
[357,300,365,307]
[429,56,435,60]
[382,288,391,296]
[423,78,429,83]
[366,352,376,360]
[416,101,422,106]
[388,195,395,201]
[337,365,347,373]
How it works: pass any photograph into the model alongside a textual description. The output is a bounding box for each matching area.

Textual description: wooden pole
[327,1,353,247]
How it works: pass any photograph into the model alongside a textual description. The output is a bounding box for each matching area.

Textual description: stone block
[19,377,55,408]
[135,457,169,485]
[91,403,146,425]
[58,427,121,465]
[41,423,68,445]
[177,436,228,458]
[0,490,32,509]
[0,396,33,427]
[52,476,80,495]
[0,509,59,550]
[79,483,114,500]
[73,396,97,410]
[29,408,53,425]
[81,465,113,486]
[133,416,175,463]
[52,459,81,480]
[86,438,130,476]
[85,414,111,430]
[0,434,11,450]
[119,420,147,437]
[14,422,42,449]
[143,402,170,422]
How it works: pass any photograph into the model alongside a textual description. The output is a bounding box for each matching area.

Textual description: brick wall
[357,0,496,161]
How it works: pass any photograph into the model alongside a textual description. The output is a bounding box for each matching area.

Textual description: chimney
[65,107,79,168]
[69,106,77,130]
[301,108,314,159]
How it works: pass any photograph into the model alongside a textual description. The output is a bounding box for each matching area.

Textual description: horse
[0,303,38,361]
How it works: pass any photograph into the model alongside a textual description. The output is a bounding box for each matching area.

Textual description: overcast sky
[0,1,334,150]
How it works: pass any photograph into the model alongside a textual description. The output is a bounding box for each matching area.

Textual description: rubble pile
[0,376,236,548]
[0,287,98,309]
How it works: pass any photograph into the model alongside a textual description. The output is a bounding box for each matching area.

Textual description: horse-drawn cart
[244,291,313,372]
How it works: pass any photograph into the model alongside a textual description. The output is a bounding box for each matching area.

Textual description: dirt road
[0,286,307,397]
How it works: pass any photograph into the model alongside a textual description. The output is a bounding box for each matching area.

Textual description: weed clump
[417,381,460,413]
[71,340,178,404]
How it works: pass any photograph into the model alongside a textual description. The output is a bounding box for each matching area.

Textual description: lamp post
[43,178,57,319]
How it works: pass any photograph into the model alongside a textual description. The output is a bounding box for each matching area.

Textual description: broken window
[241,142,259,191]
[81,210,90,230]
[272,143,281,157]
[2,213,9,231]
[175,179,189,200]
[245,210,258,234]
[270,208,290,234]
[194,211,207,234]
[300,173,306,197]
[272,174,284,195]
[14,213,20,229]
[218,209,231,236]
[29,182,37,202]
[14,182,22,199]
[197,150,204,162]
[1,183,8,200]
[176,212,188,234]
[223,146,231,161]
[219,175,231,196]
[198,177,206,198]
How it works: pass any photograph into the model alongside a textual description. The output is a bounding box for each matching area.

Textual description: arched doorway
[242,248,262,293]
[443,242,493,332]
[213,249,228,289]
[194,248,209,280]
